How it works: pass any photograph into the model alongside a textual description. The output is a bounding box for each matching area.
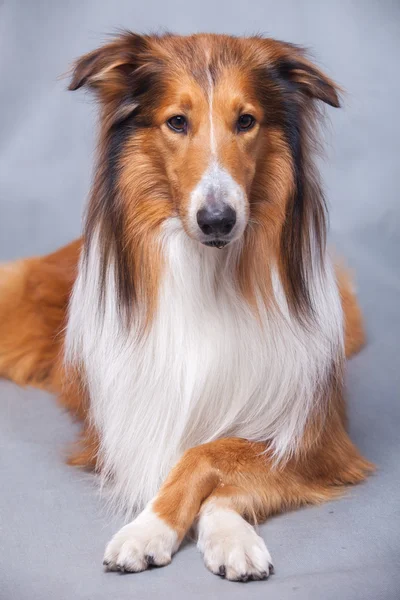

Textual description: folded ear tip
[68,69,90,91]
[315,76,342,108]
[67,63,87,91]
[68,80,83,91]
[332,86,343,108]
[329,94,341,108]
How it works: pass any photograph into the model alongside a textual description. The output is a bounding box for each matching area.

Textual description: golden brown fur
[0,243,365,385]
[0,32,372,581]
[0,244,367,464]
[0,240,80,392]
[0,253,372,546]
[70,33,340,322]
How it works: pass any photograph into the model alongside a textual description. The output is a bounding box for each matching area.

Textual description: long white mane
[66,218,343,515]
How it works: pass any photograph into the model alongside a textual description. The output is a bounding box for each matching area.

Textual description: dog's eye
[237,114,256,132]
[167,115,187,133]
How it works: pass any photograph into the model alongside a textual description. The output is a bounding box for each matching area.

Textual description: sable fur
[0,31,372,582]
[70,33,340,321]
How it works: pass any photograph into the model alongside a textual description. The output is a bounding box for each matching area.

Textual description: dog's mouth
[202,240,229,249]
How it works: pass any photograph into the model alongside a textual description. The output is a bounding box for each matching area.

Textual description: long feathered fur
[65,32,345,515]
[66,218,343,514]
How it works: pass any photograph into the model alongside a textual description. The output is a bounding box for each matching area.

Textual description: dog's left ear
[277,57,341,108]
[265,40,341,108]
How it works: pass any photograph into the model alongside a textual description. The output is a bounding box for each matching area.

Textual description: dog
[0,32,373,582]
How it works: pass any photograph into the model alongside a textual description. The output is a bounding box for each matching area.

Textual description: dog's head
[70,32,340,315]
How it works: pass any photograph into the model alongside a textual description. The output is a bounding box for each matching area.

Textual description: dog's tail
[336,263,366,359]
[0,240,81,392]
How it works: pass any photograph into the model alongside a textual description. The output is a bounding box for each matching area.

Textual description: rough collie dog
[0,32,372,582]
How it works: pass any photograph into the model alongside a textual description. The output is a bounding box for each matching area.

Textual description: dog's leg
[103,435,372,579]
[102,438,315,577]
[103,441,220,573]
[0,239,81,391]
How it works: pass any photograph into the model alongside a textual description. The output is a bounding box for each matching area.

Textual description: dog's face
[69,33,340,250]
[152,68,261,247]
[152,60,270,248]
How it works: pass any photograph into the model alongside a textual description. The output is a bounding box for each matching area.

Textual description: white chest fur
[66,219,343,514]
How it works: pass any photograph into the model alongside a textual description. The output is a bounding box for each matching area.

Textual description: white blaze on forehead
[206,65,217,156]
[185,59,248,239]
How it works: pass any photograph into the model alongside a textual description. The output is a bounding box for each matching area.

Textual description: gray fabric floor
[1,1,399,599]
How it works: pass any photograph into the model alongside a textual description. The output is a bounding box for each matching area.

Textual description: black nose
[196,205,236,237]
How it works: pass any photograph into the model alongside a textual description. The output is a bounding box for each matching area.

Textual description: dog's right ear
[68,32,151,103]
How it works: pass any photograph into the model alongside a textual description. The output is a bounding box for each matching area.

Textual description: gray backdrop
[0,1,399,599]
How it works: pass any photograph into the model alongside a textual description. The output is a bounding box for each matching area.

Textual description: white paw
[197,504,274,582]
[103,504,179,573]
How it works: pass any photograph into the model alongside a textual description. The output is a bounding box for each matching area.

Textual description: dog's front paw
[103,504,179,573]
[197,504,274,582]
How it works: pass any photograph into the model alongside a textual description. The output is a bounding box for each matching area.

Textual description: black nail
[257,570,269,580]
[218,565,226,577]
